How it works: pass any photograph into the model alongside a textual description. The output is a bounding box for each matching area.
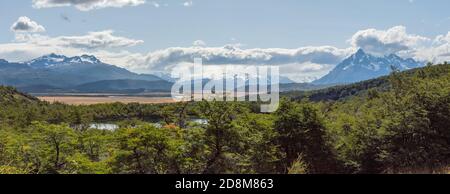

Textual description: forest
[0,63,449,174]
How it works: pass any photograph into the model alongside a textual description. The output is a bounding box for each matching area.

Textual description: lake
[87,119,208,131]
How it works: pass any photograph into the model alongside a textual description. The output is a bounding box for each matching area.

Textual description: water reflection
[84,118,208,131]
[191,119,208,125]
[89,123,119,131]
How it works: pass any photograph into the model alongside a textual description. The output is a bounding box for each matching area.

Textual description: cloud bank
[0,29,143,63]
[350,26,430,56]
[122,45,351,82]
[15,30,143,49]
[138,45,350,70]
[32,0,146,11]
[0,23,449,82]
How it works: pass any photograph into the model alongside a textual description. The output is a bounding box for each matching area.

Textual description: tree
[198,100,247,174]
[382,71,450,172]
[71,108,93,131]
[28,122,76,173]
[111,125,182,174]
[275,99,339,174]
[76,129,111,161]
[234,113,281,174]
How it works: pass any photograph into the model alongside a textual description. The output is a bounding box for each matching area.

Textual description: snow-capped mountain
[0,54,167,92]
[313,49,424,85]
[25,53,101,68]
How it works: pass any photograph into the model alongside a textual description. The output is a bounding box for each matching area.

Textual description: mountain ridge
[0,54,169,91]
[0,51,428,94]
[286,63,450,101]
[313,49,424,85]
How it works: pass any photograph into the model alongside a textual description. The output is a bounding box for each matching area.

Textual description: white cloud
[117,27,449,81]
[349,26,430,56]
[278,62,335,83]
[0,42,146,69]
[10,16,46,33]
[32,0,146,11]
[105,45,352,82]
[15,30,143,49]
[183,1,193,7]
[415,32,450,63]
[0,42,80,62]
[1,25,449,83]
[135,45,351,72]
[348,26,449,63]
[0,39,351,82]
[151,2,160,8]
[193,40,206,47]
[433,32,450,45]
[0,31,143,64]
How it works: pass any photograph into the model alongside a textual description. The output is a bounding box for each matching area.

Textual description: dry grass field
[38,96,176,105]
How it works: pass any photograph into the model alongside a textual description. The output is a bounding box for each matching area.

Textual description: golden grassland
[38,96,176,105]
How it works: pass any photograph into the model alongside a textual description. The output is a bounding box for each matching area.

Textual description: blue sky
[0,0,449,81]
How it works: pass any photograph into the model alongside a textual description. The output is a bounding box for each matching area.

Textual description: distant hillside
[16,85,66,93]
[0,86,39,104]
[286,63,450,101]
[0,54,166,90]
[279,82,330,92]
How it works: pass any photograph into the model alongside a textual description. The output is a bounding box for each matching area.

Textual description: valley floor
[38,96,176,105]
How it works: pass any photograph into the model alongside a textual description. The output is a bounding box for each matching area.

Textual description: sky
[0,0,449,82]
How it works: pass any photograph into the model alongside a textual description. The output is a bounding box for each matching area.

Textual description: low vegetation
[0,63,449,174]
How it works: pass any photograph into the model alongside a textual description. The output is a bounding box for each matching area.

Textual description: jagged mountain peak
[313,49,423,85]
[26,53,102,68]
[0,53,166,91]
[347,49,369,61]
[32,53,66,62]
[70,54,101,64]
[354,48,366,57]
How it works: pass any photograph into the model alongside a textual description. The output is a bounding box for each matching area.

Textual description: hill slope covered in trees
[284,62,450,101]
[0,86,38,104]
[0,63,449,174]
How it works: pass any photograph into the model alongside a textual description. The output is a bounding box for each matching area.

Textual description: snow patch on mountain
[313,49,424,85]
[24,53,102,69]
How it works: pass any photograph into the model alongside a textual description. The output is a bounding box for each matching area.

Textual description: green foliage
[275,99,340,173]
[288,155,308,174]
[198,100,250,173]
[323,64,450,173]
[0,63,449,174]
[111,124,182,174]
[236,113,281,174]
[381,64,450,172]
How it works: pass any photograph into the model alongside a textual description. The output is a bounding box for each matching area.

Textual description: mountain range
[0,50,425,94]
[0,54,171,93]
[313,49,423,85]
